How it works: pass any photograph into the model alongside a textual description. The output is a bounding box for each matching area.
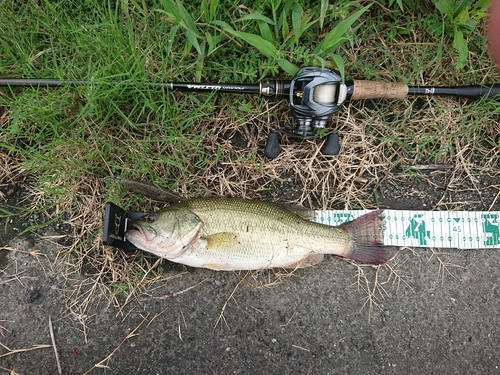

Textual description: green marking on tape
[482,214,500,246]
[332,213,354,224]
[405,214,431,246]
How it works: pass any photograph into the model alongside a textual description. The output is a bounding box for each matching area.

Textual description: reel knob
[321,132,340,156]
[264,131,281,159]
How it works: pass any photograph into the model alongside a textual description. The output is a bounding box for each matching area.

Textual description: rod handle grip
[351,80,408,100]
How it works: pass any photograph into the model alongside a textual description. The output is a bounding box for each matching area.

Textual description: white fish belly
[173,231,321,271]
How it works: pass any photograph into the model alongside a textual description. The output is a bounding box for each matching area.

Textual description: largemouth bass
[125,198,387,271]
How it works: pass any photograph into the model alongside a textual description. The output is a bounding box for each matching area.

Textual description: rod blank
[0,78,87,87]
[408,84,500,99]
[0,78,285,97]
[1,77,500,101]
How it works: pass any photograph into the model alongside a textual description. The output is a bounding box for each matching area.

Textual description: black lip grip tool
[102,202,143,251]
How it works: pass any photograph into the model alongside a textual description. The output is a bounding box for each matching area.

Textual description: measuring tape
[313,210,500,249]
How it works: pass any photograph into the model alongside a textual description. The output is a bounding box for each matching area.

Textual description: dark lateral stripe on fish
[339,210,387,265]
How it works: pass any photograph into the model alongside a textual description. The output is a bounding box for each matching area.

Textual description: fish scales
[125,197,387,271]
[181,198,351,269]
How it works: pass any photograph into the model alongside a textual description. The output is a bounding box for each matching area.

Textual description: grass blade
[200,0,219,23]
[291,3,303,45]
[215,21,279,60]
[319,0,328,29]
[210,0,219,22]
[277,59,300,75]
[330,53,345,82]
[174,0,198,32]
[453,28,467,69]
[200,0,209,23]
[186,28,202,55]
[159,0,181,22]
[239,13,274,25]
[313,4,372,55]
[238,13,275,43]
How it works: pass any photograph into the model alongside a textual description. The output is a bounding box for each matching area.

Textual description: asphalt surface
[1,228,499,374]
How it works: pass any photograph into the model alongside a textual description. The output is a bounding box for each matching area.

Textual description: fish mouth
[125,223,154,243]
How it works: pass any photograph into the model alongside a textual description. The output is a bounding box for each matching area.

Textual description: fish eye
[147,215,157,223]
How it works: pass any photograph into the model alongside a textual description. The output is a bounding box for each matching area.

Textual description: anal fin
[203,262,237,271]
[282,253,324,269]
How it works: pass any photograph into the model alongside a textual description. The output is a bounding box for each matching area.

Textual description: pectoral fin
[195,233,242,271]
[205,232,239,249]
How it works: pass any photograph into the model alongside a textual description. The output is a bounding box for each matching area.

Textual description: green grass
[1,0,500,282]
[0,0,496,193]
[0,0,368,194]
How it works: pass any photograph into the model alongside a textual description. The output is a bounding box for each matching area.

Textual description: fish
[125,197,387,271]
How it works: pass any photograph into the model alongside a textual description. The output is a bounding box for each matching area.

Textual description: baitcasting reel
[263,66,346,158]
[165,66,348,158]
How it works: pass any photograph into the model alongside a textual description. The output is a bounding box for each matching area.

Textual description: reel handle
[264,130,340,159]
[321,132,340,156]
[264,131,281,159]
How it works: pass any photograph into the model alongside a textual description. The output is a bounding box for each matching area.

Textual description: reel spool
[264,67,347,158]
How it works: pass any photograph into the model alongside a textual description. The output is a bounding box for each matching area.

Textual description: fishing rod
[2,67,500,158]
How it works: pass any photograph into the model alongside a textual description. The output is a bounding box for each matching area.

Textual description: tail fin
[340,210,387,265]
